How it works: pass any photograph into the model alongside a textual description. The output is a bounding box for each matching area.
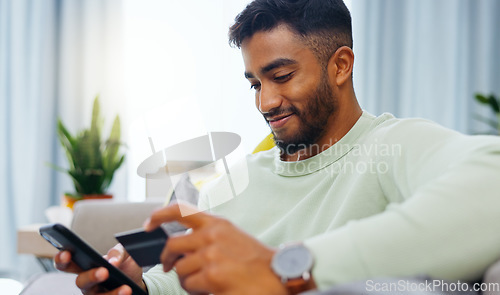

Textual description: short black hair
[229,0,352,65]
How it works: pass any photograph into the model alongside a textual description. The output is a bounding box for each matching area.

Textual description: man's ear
[327,46,354,86]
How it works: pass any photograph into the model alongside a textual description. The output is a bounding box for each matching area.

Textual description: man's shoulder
[363,112,500,162]
[364,112,462,143]
[366,112,449,131]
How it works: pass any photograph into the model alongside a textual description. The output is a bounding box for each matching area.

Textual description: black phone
[39,223,147,295]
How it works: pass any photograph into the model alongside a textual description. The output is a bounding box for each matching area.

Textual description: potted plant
[53,96,125,209]
[474,93,500,135]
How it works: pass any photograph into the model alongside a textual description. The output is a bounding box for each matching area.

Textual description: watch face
[272,244,314,279]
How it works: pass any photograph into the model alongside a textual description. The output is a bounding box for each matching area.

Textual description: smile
[267,114,294,129]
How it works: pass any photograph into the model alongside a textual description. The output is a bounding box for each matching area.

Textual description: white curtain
[0,0,124,280]
[351,0,500,134]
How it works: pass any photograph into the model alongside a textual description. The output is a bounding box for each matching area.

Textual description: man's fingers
[75,267,108,291]
[80,282,132,295]
[160,230,207,271]
[168,233,203,254]
[174,252,203,279]
[103,285,132,295]
[56,248,135,295]
[144,202,208,231]
[54,251,82,273]
[181,270,213,295]
[76,268,133,295]
[54,250,71,269]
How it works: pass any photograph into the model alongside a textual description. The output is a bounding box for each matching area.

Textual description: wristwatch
[271,243,316,294]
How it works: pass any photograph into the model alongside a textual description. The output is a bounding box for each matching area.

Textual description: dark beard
[269,73,336,155]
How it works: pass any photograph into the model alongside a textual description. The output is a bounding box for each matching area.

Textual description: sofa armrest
[71,200,164,255]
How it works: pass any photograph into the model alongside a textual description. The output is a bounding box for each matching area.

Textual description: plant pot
[63,194,113,210]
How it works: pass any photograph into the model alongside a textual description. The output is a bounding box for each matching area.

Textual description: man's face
[241,25,336,155]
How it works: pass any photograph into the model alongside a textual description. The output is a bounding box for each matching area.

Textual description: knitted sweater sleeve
[304,119,500,289]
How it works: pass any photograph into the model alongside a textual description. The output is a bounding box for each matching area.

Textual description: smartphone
[39,223,147,295]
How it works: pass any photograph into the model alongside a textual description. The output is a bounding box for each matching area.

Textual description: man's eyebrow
[260,58,297,75]
[244,71,254,79]
[244,58,297,79]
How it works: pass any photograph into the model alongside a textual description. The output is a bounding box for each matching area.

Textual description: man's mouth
[267,113,294,129]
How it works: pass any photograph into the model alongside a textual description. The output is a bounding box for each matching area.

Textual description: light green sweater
[143,112,500,294]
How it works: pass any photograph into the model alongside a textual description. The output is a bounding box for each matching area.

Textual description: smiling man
[238,4,360,161]
[55,1,500,295]
[241,23,360,160]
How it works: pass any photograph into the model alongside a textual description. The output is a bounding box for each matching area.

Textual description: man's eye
[250,83,261,91]
[274,72,293,82]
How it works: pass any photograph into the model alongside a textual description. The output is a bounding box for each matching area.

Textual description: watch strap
[286,275,316,294]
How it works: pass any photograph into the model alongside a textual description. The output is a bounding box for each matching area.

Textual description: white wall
[122,0,270,201]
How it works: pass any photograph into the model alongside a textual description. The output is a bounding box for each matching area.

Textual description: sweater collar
[272,111,375,176]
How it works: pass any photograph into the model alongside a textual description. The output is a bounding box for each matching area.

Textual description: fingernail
[109,257,118,264]
[118,286,131,295]
[143,218,150,229]
[96,268,107,280]
[61,251,70,262]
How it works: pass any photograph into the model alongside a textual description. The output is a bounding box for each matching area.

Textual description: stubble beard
[270,73,336,155]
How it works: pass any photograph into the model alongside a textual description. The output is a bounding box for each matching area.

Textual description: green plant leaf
[68,169,85,194]
[475,93,489,104]
[475,93,500,114]
[45,162,67,174]
[56,119,77,170]
[50,94,126,195]
[488,94,500,113]
[90,95,102,139]
[103,116,121,173]
[101,154,125,192]
[57,119,75,147]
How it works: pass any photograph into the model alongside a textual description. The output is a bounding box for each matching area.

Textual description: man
[56,0,500,294]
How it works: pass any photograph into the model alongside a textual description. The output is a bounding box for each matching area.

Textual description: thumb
[104,243,128,267]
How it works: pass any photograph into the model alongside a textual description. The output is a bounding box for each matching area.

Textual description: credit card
[115,222,187,267]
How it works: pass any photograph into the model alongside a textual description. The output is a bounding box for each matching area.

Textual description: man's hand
[144,202,288,295]
[54,244,146,295]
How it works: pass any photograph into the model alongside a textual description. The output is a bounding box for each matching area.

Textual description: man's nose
[257,85,282,114]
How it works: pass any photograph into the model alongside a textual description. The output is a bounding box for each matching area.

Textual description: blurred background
[1,0,499,287]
